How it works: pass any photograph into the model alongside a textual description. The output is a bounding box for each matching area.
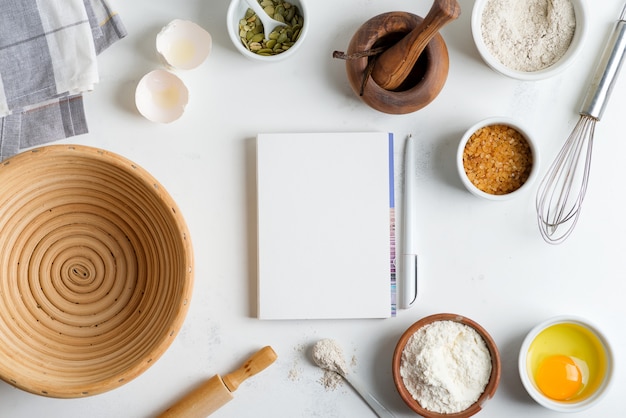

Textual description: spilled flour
[288,343,306,382]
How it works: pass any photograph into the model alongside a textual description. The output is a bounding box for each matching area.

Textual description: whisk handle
[580,9,626,120]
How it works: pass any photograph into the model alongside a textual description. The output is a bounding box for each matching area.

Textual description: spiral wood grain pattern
[0,146,193,398]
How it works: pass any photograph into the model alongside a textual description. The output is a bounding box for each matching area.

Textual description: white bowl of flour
[471,0,587,81]
[393,313,501,417]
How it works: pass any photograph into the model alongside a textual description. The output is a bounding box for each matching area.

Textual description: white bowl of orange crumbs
[457,117,539,200]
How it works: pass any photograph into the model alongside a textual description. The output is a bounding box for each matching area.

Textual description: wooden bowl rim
[0,145,194,398]
[392,313,501,417]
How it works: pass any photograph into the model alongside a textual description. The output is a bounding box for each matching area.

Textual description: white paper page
[256,132,394,319]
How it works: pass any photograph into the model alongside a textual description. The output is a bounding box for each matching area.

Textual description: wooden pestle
[371,0,460,91]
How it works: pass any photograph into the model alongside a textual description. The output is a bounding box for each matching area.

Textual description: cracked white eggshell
[135,70,189,123]
[156,19,212,70]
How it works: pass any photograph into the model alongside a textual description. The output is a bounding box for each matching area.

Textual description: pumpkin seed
[250,33,265,43]
[276,32,288,44]
[249,42,262,51]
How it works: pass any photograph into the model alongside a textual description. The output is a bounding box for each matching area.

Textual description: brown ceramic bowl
[0,145,194,398]
[393,313,501,417]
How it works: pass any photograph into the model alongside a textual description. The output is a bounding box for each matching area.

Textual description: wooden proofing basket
[0,145,194,398]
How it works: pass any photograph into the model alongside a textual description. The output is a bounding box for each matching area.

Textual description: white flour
[400,320,492,414]
[481,0,576,72]
[312,339,348,390]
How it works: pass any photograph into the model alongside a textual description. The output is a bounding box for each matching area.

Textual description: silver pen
[401,134,418,308]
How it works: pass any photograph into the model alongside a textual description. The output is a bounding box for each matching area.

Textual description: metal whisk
[536,3,626,244]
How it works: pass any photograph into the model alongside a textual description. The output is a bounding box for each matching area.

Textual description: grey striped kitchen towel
[0,0,127,160]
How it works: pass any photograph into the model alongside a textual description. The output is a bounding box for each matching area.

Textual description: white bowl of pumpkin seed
[227,0,307,61]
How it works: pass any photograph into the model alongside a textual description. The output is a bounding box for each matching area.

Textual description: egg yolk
[535,355,583,400]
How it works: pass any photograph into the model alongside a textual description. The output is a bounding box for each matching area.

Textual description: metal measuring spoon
[311,339,396,418]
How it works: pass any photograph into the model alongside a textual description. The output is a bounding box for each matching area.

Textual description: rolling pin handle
[222,346,278,391]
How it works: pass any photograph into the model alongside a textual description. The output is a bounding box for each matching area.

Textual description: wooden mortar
[345,12,451,115]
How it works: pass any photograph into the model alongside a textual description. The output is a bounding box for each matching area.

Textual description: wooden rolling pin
[371,0,460,91]
[158,346,278,418]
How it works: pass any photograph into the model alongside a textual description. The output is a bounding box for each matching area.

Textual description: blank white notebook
[256,132,395,320]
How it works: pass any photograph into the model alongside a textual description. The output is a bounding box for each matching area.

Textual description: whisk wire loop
[536,115,595,244]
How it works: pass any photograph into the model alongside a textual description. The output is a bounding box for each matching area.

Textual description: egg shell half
[135,70,189,124]
[156,19,212,70]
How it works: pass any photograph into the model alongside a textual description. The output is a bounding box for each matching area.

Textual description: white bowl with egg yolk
[518,315,614,412]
